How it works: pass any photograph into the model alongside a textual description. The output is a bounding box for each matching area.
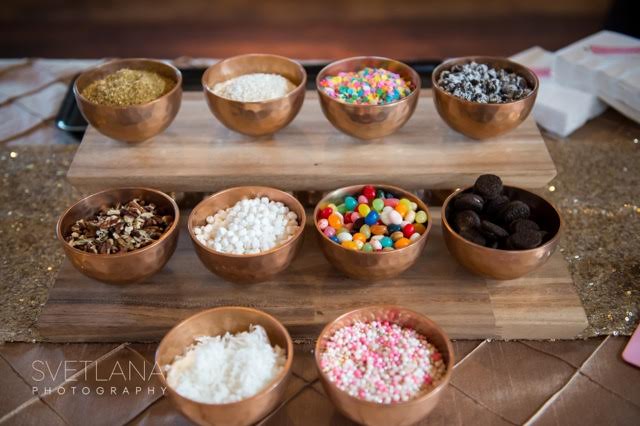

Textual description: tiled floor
[0,338,638,425]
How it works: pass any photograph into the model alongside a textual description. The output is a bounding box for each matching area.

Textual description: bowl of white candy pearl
[188,186,306,284]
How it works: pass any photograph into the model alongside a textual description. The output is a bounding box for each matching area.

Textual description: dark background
[1,0,637,59]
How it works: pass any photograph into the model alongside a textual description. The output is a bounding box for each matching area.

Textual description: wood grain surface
[67,91,557,193]
[37,211,587,342]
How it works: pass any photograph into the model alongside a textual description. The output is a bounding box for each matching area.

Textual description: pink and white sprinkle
[319,321,446,404]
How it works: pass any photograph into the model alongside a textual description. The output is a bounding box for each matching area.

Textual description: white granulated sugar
[165,325,286,404]
[194,197,299,255]
[212,73,296,102]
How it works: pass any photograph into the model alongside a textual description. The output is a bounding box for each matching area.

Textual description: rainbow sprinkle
[319,67,414,105]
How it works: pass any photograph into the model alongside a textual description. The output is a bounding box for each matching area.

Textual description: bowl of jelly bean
[314,184,431,280]
[316,57,421,140]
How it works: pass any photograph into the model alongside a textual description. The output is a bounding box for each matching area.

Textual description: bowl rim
[201,53,307,105]
[313,184,432,255]
[73,58,183,110]
[155,305,294,407]
[441,184,563,254]
[315,55,421,107]
[56,187,180,258]
[187,186,307,258]
[314,305,454,407]
[431,56,539,107]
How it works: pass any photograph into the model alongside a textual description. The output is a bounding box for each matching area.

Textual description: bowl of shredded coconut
[188,186,306,283]
[156,306,293,426]
[202,54,306,136]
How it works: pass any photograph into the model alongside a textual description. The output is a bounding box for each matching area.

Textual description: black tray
[56,60,440,139]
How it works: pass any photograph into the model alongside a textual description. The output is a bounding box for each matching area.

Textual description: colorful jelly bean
[337,232,353,243]
[395,237,411,249]
[362,185,376,200]
[403,224,415,238]
[365,210,379,226]
[320,207,332,219]
[323,226,336,237]
[317,186,429,252]
[390,231,404,241]
[344,196,357,211]
[358,203,371,217]
[328,213,342,229]
[380,236,393,248]
[341,240,358,250]
[388,224,401,233]
[372,198,384,212]
[353,233,367,243]
[371,224,387,235]
[388,210,403,225]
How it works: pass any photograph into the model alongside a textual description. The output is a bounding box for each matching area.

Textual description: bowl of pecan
[56,188,180,284]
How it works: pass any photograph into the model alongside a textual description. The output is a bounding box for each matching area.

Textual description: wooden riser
[38,211,587,342]
[67,90,556,194]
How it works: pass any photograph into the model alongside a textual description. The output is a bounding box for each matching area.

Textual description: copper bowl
[315,305,454,426]
[316,56,420,140]
[202,54,306,136]
[432,56,538,140]
[74,58,182,142]
[56,187,180,284]
[156,306,294,426]
[442,185,562,279]
[314,184,431,280]
[188,186,306,284]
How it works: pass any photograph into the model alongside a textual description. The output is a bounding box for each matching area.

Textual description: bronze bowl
[156,306,294,426]
[432,56,538,140]
[315,305,454,426]
[56,187,180,284]
[74,58,182,142]
[188,186,306,284]
[442,185,562,279]
[202,54,306,136]
[316,56,420,140]
[313,184,431,280]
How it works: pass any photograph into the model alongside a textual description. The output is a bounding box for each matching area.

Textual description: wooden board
[37,211,587,342]
[67,90,556,194]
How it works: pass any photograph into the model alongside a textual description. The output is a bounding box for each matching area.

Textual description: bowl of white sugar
[188,186,306,283]
[202,54,306,136]
[156,306,293,426]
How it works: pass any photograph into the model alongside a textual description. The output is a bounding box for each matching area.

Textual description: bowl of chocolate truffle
[317,56,421,139]
[57,187,180,284]
[188,186,306,284]
[432,56,538,140]
[74,59,182,142]
[202,54,307,136]
[442,174,562,279]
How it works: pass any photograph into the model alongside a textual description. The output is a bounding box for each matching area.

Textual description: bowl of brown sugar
[74,58,182,142]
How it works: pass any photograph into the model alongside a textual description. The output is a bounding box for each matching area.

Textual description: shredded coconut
[211,73,296,102]
[194,197,299,255]
[165,325,286,404]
